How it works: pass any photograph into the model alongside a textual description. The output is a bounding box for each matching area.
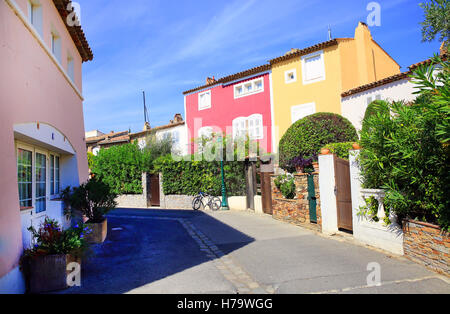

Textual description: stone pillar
[318,154,339,234]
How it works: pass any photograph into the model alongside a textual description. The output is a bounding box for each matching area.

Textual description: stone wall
[116,173,148,209]
[403,220,449,276]
[271,173,322,232]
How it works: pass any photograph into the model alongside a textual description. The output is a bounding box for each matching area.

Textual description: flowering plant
[24,218,91,259]
[289,154,317,172]
[274,174,296,199]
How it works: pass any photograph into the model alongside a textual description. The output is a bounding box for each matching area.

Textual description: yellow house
[269,22,400,152]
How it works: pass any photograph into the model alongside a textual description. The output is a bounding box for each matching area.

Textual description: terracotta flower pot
[85,218,108,244]
[352,143,361,150]
[312,162,319,172]
[295,165,304,174]
[28,254,81,294]
[321,148,330,155]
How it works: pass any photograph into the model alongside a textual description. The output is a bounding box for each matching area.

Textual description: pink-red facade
[184,72,274,153]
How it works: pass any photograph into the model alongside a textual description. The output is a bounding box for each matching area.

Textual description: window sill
[20,207,34,212]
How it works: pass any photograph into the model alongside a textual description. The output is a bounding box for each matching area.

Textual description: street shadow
[54,208,254,294]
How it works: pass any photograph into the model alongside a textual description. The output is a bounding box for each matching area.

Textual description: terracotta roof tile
[53,0,93,62]
[341,72,411,98]
[182,64,270,95]
[268,39,339,64]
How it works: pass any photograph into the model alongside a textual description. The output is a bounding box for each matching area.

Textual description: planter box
[85,218,108,244]
[403,220,449,276]
[28,254,80,294]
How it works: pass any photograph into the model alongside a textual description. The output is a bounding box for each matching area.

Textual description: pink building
[0,0,93,293]
[183,64,274,153]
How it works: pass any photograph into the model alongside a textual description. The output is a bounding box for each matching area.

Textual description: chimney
[354,21,374,85]
[206,76,217,85]
[143,122,151,131]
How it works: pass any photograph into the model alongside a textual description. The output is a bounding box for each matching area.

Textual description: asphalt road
[59,208,450,294]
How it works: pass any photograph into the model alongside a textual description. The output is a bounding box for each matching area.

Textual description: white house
[341,51,447,132]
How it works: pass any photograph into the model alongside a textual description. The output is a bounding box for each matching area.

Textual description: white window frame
[291,102,316,124]
[285,69,297,84]
[27,0,43,37]
[49,153,61,198]
[198,90,212,111]
[234,77,265,99]
[16,141,64,216]
[51,30,62,63]
[232,114,264,140]
[301,50,326,85]
[17,146,33,210]
[67,54,75,82]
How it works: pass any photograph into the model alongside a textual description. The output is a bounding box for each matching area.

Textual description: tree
[420,0,449,48]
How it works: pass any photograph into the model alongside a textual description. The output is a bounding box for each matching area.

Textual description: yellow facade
[271,23,400,152]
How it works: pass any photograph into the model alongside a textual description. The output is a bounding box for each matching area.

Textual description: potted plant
[321,148,330,155]
[274,174,296,199]
[70,178,117,244]
[21,218,91,293]
[290,155,314,174]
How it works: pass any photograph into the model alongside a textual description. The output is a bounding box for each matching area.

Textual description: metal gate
[307,174,317,223]
[334,157,353,231]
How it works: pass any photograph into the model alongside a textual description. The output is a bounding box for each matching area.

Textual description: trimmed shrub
[154,155,246,197]
[91,143,144,195]
[279,113,358,170]
[322,142,355,160]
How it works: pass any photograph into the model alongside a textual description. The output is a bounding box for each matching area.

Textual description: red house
[183,65,274,154]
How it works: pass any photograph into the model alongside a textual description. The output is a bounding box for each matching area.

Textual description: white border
[284,69,297,84]
[198,90,212,111]
[301,50,326,85]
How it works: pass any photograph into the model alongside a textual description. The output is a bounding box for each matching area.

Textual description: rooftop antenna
[143,91,149,124]
[328,25,333,41]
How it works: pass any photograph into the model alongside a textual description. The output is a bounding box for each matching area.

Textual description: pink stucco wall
[0,0,89,278]
[185,73,273,153]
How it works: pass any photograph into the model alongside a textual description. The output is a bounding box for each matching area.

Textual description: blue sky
[78,0,441,134]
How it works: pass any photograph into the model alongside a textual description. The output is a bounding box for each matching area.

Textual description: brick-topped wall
[271,173,322,232]
[403,220,449,276]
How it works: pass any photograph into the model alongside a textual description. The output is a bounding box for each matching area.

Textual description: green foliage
[154,154,246,196]
[70,178,118,223]
[274,174,296,199]
[23,218,91,259]
[142,133,175,173]
[87,152,96,170]
[361,100,390,135]
[419,0,449,48]
[279,113,358,171]
[322,142,355,160]
[92,143,144,195]
[359,56,450,230]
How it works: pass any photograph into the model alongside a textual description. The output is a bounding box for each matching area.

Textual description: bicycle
[192,192,221,211]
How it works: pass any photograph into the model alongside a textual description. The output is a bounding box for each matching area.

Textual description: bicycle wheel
[192,195,200,208]
[210,197,222,211]
[192,197,202,211]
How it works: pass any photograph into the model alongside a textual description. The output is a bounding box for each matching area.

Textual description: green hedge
[91,143,144,195]
[323,142,355,160]
[154,155,246,196]
[279,113,358,170]
[359,56,450,230]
